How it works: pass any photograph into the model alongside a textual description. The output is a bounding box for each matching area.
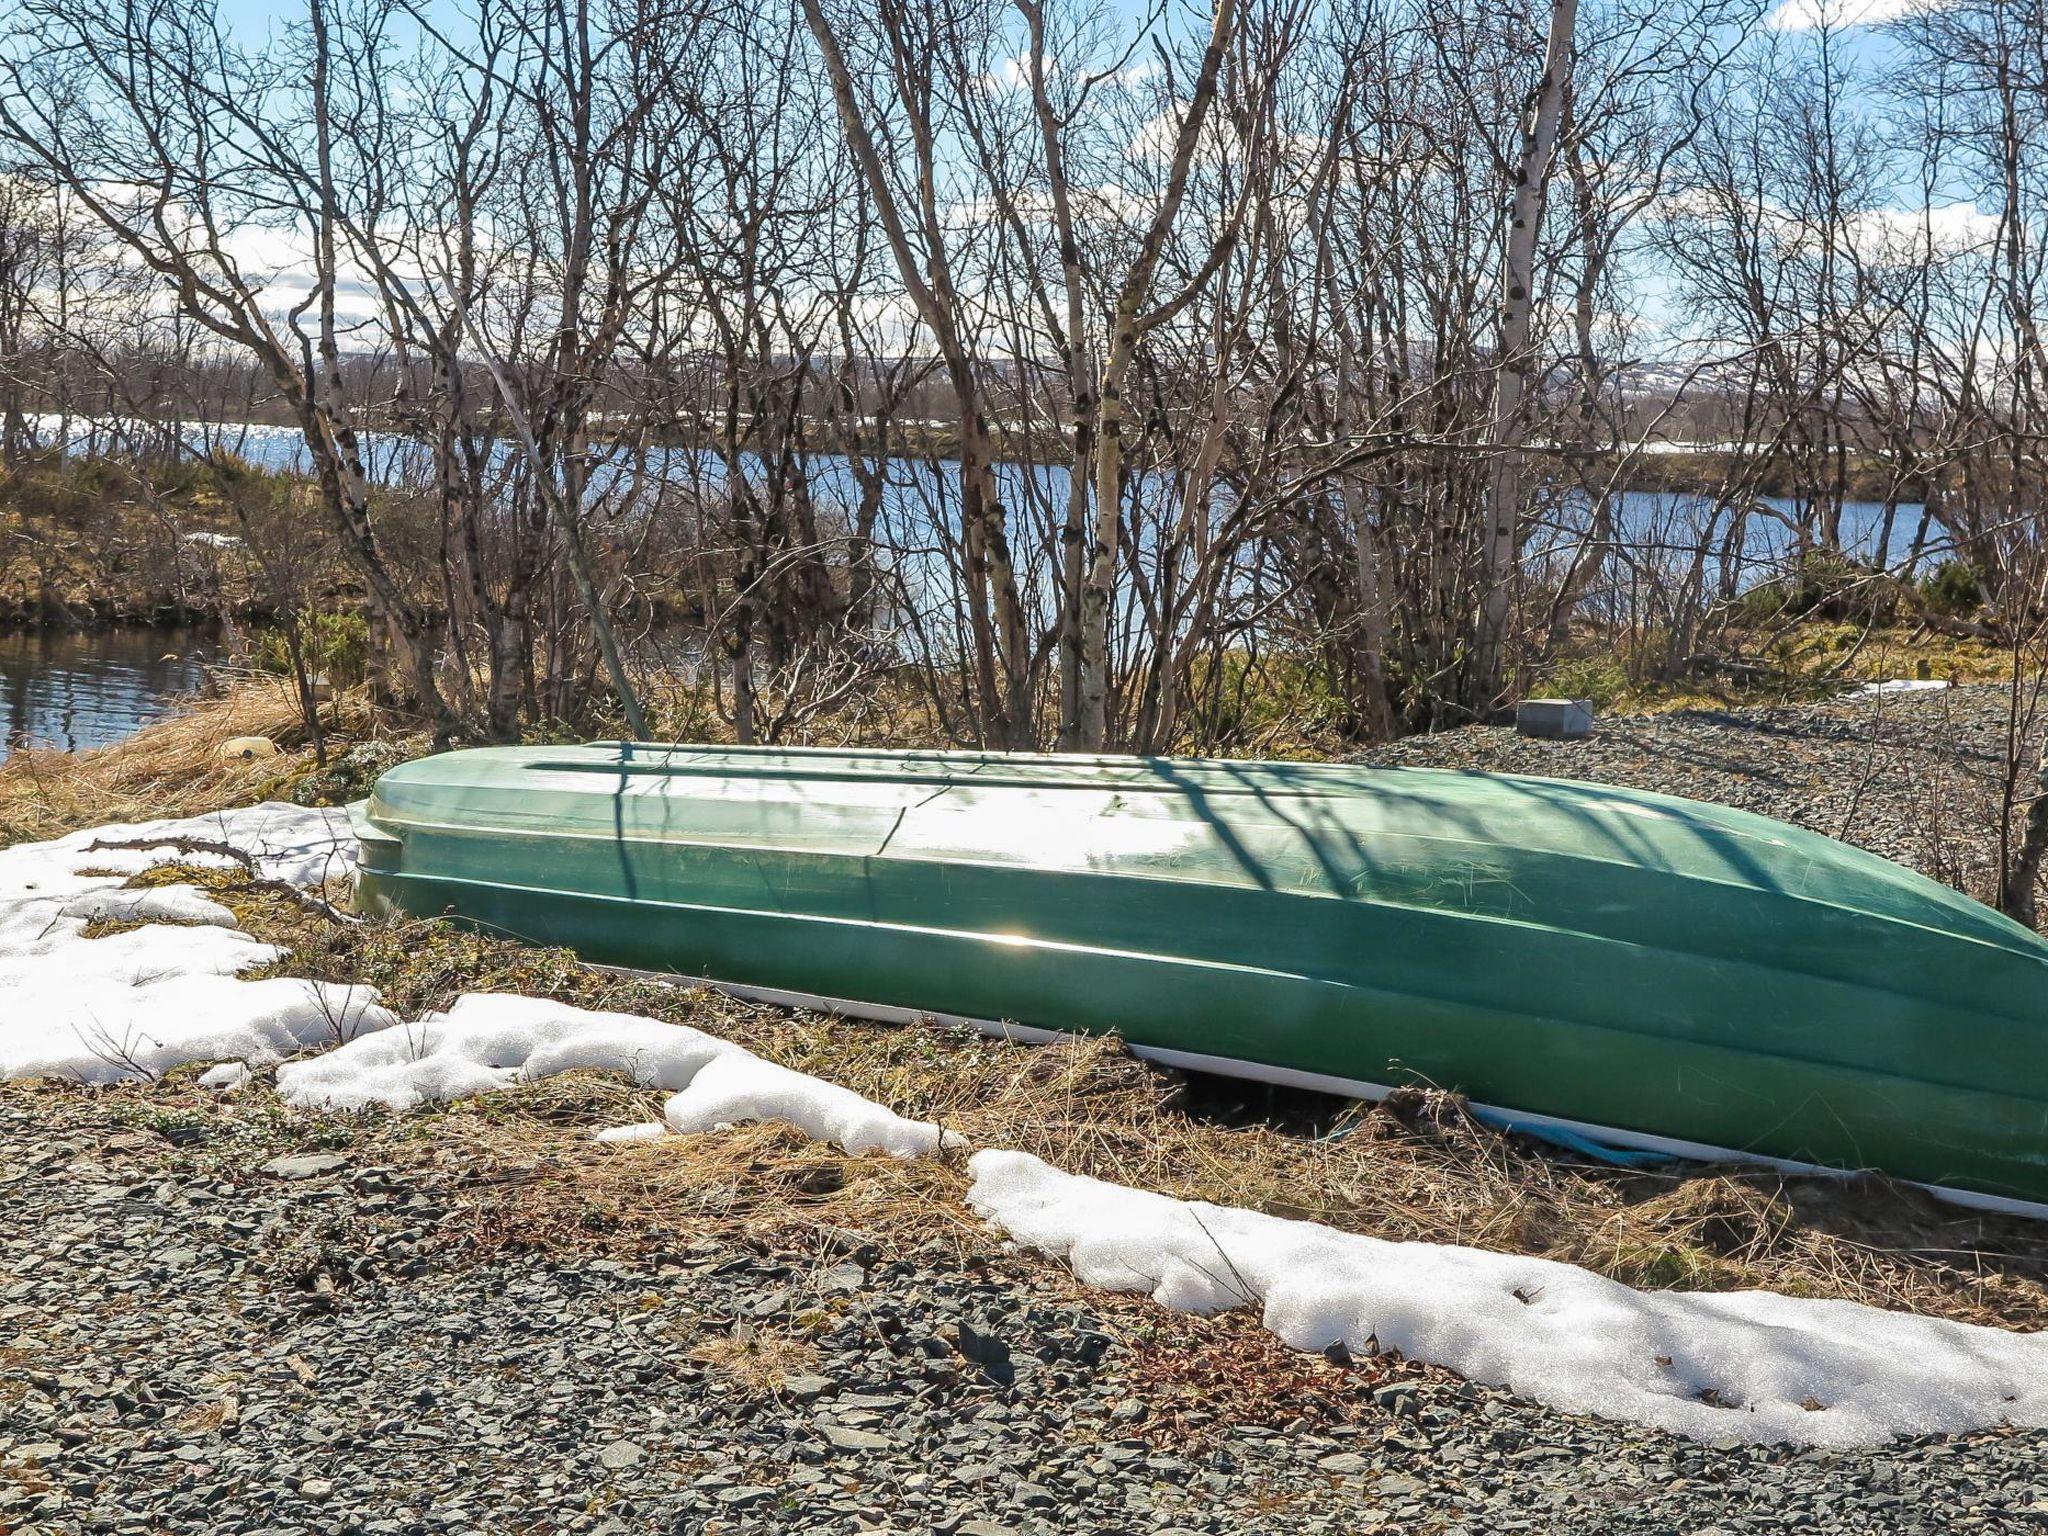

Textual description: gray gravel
[3,1092,2046,1535]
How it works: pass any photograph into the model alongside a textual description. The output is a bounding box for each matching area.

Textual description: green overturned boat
[354,743,2048,1215]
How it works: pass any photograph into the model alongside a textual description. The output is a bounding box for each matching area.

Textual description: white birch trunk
[1475,0,1578,706]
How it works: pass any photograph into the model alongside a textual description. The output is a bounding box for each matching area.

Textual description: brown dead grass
[0,675,372,845]
[687,1322,825,1396]
[174,1396,240,1435]
[1091,1301,1395,1441]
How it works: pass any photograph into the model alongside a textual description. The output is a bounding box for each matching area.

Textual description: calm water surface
[0,629,215,760]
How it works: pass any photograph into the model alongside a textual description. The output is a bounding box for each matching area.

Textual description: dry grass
[174,1396,241,1435]
[1091,1302,1391,1441]
[1537,617,2023,716]
[0,675,373,845]
[686,1322,825,1396]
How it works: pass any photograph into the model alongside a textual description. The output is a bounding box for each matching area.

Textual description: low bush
[251,610,369,690]
[1729,550,1903,626]
[1921,560,1983,618]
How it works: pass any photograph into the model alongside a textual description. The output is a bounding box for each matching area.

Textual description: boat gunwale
[377,743,2015,931]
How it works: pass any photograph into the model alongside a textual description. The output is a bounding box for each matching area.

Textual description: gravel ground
[5,1085,2048,1536]
[10,687,2048,1533]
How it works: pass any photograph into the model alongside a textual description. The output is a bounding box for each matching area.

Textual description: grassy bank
[0,454,288,628]
[1534,619,2018,715]
[0,677,379,844]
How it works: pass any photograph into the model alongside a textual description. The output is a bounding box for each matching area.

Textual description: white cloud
[1844,202,1999,258]
[1654,185,1999,265]
[1766,0,1952,31]
[985,52,1033,93]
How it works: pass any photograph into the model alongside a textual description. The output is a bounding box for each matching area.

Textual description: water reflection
[0,628,215,759]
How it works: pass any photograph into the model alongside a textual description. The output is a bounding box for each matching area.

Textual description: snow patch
[0,804,387,1081]
[200,1061,256,1092]
[662,1052,948,1157]
[60,885,237,928]
[966,1149,2048,1448]
[277,994,738,1112]
[4,805,941,1153]
[0,974,389,1083]
[1852,679,1951,696]
[278,994,949,1157]
[595,1120,668,1144]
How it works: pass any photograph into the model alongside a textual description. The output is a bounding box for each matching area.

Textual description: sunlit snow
[0,804,389,1081]
[967,1149,2048,1447]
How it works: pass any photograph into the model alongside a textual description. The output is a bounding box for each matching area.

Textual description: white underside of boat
[604,967,2048,1225]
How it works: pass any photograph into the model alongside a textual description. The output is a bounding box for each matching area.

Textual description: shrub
[252,610,370,689]
[1920,560,1983,618]
[1536,653,1630,709]
[288,738,416,806]
[1729,549,1900,625]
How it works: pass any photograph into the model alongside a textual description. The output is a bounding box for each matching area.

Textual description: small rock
[819,1425,897,1453]
[597,1440,644,1470]
[261,1154,348,1181]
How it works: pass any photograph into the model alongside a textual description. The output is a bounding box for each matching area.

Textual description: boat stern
[346,795,407,917]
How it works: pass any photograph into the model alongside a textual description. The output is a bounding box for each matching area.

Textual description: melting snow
[965,1149,2048,1447]
[659,1051,948,1156]
[278,993,948,1157]
[0,804,390,1081]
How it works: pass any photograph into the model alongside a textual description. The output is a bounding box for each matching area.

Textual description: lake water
[43,414,1935,579]
[0,628,215,760]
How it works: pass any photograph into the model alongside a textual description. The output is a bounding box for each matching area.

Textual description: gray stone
[820,1424,898,1452]
[596,1441,643,1470]
[1515,698,1595,740]
[260,1154,348,1180]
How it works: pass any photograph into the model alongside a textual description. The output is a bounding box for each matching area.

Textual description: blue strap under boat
[1470,1107,1677,1168]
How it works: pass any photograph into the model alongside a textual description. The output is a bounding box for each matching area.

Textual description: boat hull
[353,743,2048,1211]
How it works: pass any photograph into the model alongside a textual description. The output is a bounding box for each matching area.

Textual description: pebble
[262,1153,349,1181]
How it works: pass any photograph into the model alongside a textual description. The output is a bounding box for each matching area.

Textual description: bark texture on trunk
[1475,0,1578,709]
